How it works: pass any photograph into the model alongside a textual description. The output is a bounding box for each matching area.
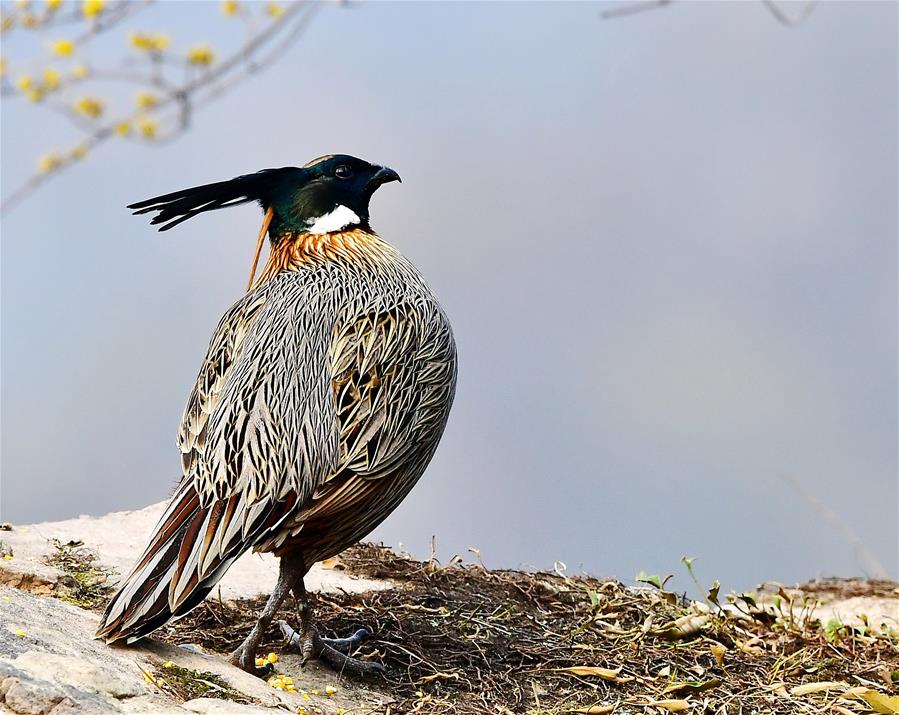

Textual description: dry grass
[157,544,899,714]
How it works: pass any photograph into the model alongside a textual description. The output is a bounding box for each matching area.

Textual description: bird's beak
[367,166,401,191]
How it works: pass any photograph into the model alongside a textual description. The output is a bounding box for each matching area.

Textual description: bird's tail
[126,167,302,232]
[95,480,242,644]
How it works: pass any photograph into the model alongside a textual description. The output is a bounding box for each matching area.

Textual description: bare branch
[602,0,818,27]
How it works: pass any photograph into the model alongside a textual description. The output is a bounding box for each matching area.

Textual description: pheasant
[96,155,457,678]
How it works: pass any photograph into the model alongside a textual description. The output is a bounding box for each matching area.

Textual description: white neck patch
[305,205,361,234]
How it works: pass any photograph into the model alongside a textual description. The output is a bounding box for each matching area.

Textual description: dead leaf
[663,679,722,696]
[709,643,726,667]
[559,666,634,684]
[570,706,617,714]
[653,614,709,640]
[855,689,899,714]
[789,681,846,696]
[638,699,690,711]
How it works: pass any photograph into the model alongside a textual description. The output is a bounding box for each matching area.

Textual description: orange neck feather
[249,229,382,290]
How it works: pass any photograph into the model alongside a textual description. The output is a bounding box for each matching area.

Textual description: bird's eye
[334,165,353,179]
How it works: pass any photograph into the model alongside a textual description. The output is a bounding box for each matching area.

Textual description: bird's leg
[229,552,305,677]
[277,577,385,679]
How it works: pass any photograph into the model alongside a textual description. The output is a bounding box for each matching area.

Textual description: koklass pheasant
[96,155,457,677]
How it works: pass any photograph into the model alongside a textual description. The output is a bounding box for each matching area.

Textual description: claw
[279,620,385,678]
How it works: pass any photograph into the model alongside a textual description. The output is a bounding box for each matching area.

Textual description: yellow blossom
[71,145,88,161]
[186,45,214,66]
[17,74,33,91]
[82,0,104,19]
[16,630,26,637]
[27,88,44,102]
[46,0,62,10]
[135,91,157,109]
[2,554,12,561]
[21,13,38,28]
[265,2,284,18]
[137,117,157,138]
[266,652,278,664]
[71,63,89,79]
[0,57,5,77]
[337,709,346,715]
[129,32,169,52]
[51,39,75,56]
[1,15,15,32]
[74,96,104,118]
[324,685,337,695]
[115,121,131,136]
[42,67,61,89]
[221,0,238,16]
[38,152,62,172]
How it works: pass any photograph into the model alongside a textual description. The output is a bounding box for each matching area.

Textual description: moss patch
[148,661,254,704]
[44,538,114,610]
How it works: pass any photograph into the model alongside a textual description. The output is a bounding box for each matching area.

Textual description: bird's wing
[98,280,340,641]
[176,289,268,478]
[256,299,456,554]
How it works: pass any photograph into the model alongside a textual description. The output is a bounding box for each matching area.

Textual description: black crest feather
[128,167,302,232]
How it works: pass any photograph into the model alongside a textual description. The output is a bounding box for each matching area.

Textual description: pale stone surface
[0,501,390,601]
[0,587,389,714]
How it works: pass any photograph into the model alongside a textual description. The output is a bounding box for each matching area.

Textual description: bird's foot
[277,620,385,679]
[228,645,275,678]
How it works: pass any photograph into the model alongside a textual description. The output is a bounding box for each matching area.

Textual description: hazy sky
[1,1,896,594]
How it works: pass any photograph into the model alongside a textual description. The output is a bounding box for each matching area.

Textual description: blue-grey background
[2,1,896,593]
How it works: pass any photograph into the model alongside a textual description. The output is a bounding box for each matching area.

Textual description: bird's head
[127,153,401,237]
[269,154,401,236]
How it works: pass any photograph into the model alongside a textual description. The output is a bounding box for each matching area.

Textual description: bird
[95,154,457,678]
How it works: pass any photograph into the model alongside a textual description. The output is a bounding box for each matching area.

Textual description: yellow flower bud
[17,74,32,91]
[186,45,215,66]
[82,0,104,19]
[46,0,62,10]
[51,39,75,56]
[137,117,157,138]
[42,67,61,90]
[74,96,104,118]
[38,152,62,172]
[221,0,238,16]
[71,145,88,160]
[266,2,284,18]
[135,91,157,109]
[71,63,89,79]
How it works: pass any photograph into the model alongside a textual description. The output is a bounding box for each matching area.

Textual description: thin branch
[602,0,818,27]
[782,473,890,579]
[1,2,319,215]
[760,0,818,27]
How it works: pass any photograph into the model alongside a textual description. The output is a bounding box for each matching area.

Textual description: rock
[13,652,144,699]
[0,587,386,713]
[182,698,285,714]
[1,673,68,715]
[0,503,390,602]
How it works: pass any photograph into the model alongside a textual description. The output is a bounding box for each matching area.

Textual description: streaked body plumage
[97,165,456,651]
